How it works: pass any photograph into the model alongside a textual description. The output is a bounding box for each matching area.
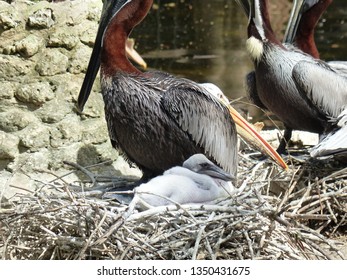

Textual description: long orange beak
[228,104,288,170]
[202,83,288,170]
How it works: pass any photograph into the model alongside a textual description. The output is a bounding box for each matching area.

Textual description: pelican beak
[283,0,323,44]
[228,105,288,170]
[235,0,251,17]
[77,1,113,112]
[200,164,235,182]
[283,0,306,44]
[126,38,147,69]
[201,82,288,170]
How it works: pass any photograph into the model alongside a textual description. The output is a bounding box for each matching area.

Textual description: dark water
[132,0,347,128]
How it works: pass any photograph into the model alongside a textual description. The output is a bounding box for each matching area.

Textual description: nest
[0,148,346,260]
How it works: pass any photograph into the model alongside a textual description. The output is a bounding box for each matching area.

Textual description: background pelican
[236,0,347,160]
[282,0,347,159]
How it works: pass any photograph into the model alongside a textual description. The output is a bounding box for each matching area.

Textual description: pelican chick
[134,154,234,207]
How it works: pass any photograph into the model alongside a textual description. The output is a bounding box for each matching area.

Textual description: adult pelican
[236,0,347,159]
[135,154,234,207]
[77,0,287,184]
[283,0,347,159]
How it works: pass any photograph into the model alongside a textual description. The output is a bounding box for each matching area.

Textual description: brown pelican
[236,0,347,159]
[135,154,234,207]
[236,0,329,152]
[77,0,287,185]
[283,0,347,159]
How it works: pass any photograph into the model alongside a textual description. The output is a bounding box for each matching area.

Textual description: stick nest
[1,149,346,260]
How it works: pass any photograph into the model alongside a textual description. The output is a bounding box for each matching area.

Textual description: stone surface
[0,109,38,132]
[36,99,72,123]
[0,81,16,100]
[0,54,32,79]
[15,81,55,106]
[0,0,119,174]
[15,34,45,58]
[16,122,51,151]
[27,8,55,29]
[35,48,69,76]
[48,29,79,50]
[68,44,91,74]
[0,131,19,159]
[0,2,22,31]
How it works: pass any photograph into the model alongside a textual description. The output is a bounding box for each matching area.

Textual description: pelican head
[182,154,235,182]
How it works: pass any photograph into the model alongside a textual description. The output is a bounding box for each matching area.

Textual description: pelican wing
[328,61,347,78]
[293,61,347,118]
[161,81,237,176]
[310,121,347,158]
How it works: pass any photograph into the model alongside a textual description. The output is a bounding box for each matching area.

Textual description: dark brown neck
[296,0,332,58]
[101,0,153,76]
[248,0,283,47]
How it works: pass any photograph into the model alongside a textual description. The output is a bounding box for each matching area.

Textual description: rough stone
[81,118,109,145]
[86,6,102,22]
[16,123,51,151]
[0,109,38,133]
[0,0,115,175]
[35,48,69,76]
[15,81,55,106]
[48,30,79,50]
[36,99,72,123]
[76,142,115,167]
[15,34,45,58]
[0,2,22,31]
[68,44,91,74]
[0,81,16,100]
[78,21,98,47]
[0,131,19,160]
[50,114,82,148]
[78,86,105,118]
[57,114,82,142]
[46,73,81,101]
[0,54,32,79]
[27,8,55,29]
[10,149,51,173]
[49,142,82,169]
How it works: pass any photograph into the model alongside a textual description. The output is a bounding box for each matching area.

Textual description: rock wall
[0,0,120,173]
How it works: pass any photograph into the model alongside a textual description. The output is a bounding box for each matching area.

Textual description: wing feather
[161,81,237,176]
[292,61,347,118]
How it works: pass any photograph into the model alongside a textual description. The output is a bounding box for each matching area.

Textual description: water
[132,0,347,128]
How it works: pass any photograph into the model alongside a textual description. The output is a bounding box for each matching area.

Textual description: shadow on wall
[75,144,121,182]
